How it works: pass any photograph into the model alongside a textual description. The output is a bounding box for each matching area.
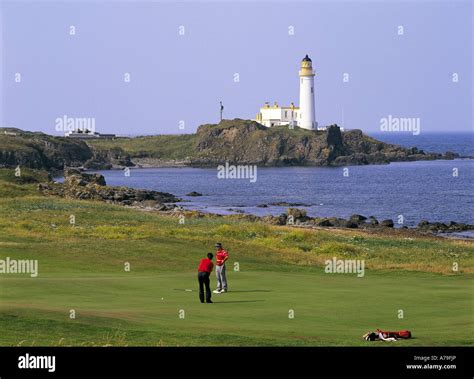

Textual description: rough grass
[88,134,197,160]
[0,168,49,184]
[0,168,51,198]
[0,193,472,274]
[0,135,38,153]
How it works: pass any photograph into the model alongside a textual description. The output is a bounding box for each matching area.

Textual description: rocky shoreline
[37,170,474,238]
[38,169,179,208]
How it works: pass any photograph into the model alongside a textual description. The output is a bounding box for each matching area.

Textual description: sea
[81,132,473,228]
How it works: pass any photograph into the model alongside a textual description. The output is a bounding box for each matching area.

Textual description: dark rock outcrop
[84,148,134,170]
[269,201,309,206]
[381,219,395,228]
[261,209,473,234]
[316,218,332,227]
[287,208,309,222]
[417,220,473,232]
[369,216,379,225]
[64,168,106,186]
[344,220,359,228]
[328,217,347,227]
[186,191,203,197]
[349,214,368,224]
[278,213,288,225]
[326,125,347,161]
[38,169,179,206]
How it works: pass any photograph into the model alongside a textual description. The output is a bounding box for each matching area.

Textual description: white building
[65,129,116,139]
[256,101,301,128]
[255,55,323,130]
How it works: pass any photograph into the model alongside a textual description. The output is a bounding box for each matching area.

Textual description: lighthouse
[255,54,321,130]
[299,54,317,130]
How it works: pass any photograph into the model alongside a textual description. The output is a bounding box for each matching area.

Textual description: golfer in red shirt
[213,242,229,294]
[197,253,214,303]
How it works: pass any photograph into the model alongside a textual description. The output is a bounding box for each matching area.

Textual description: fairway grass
[0,188,473,346]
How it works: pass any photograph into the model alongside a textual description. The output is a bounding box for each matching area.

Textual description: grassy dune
[0,172,472,346]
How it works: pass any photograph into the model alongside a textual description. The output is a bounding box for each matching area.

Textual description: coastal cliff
[0,121,460,171]
[0,128,93,170]
[0,128,132,171]
[191,119,458,166]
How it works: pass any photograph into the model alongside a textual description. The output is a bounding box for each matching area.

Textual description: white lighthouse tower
[298,55,317,130]
[255,54,323,130]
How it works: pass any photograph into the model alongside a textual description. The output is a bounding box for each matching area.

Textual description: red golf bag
[377,329,412,339]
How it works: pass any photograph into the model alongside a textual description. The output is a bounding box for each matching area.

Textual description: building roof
[260,105,300,110]
[302,54,312,62]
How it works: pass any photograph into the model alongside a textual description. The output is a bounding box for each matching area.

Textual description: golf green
[0,269,471,346]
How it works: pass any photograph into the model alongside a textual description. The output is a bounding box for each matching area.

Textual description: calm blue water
[86,159,472,227]
[78,133,473,226]
[369,132,474,157]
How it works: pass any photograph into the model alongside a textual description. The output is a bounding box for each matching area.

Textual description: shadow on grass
[226,290,272,293]
[213,300,266,304]
[173,289,272,293]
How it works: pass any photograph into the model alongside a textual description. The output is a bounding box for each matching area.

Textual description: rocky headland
[0,120,464,171]
[189,120,460,167]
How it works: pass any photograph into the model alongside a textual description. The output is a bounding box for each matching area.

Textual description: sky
[0,0,472,136]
